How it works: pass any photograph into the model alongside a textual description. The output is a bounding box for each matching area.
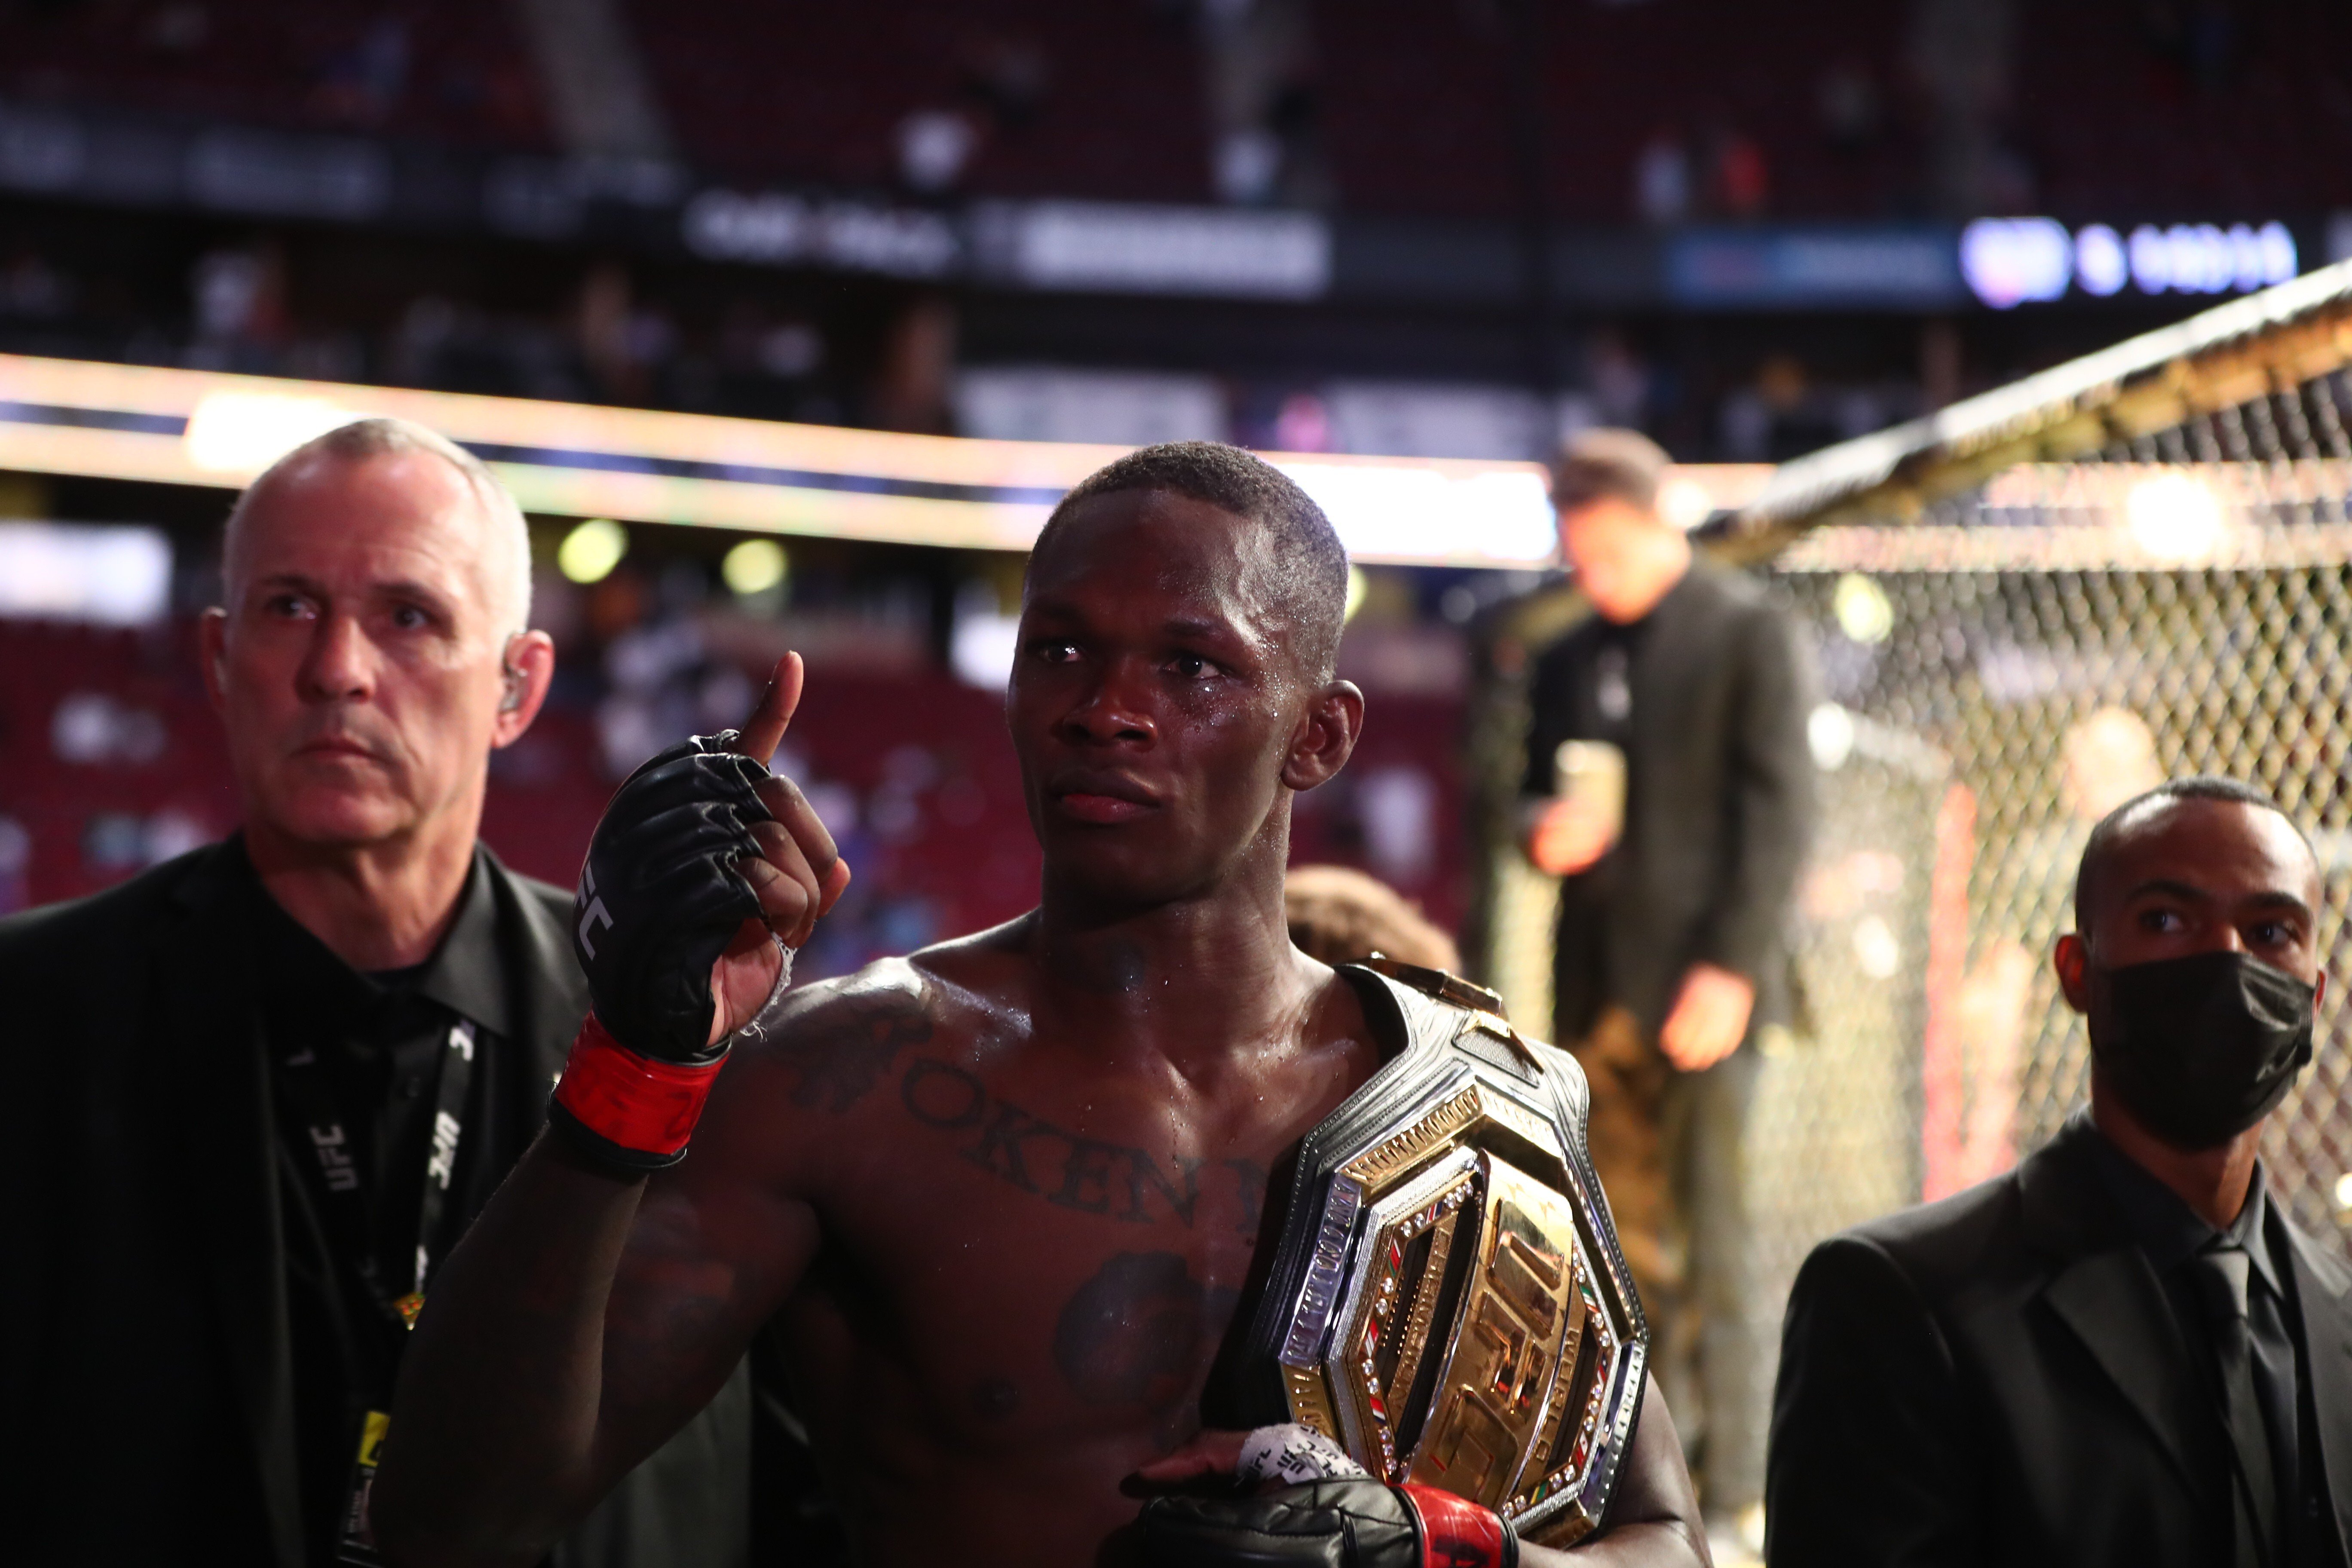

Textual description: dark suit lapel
[2023,1133,2208,1490]
[2043,1252,2206,1484]
[159,845,304,1568]
[2278,1214,2352,1559]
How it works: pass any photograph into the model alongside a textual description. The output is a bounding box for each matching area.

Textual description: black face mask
[2089,949,2316,1150]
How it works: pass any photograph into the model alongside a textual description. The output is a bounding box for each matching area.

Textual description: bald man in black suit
[1767,778,2352,1567]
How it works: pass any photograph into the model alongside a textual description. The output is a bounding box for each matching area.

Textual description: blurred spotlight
[896,109,978,193]
[1959,217,2071,309]
[722,537,789,596]
[951,580,1020,689]
[1658,476,1714,532]
[1853,914,1902,979]
[183,391,356,476]
[1833,572,1894,644]
[0,522,171,625]
[1808,703,1857,771]
[559,518,628,584]
[1344,565,1368,624]
[2336,1172,2352,1212]
[2125,471,2226,561]
[2073,224,2128,297]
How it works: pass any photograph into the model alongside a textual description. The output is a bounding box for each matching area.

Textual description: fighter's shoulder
[749,954,946,1045]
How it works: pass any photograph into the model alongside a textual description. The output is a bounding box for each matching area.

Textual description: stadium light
[0,351,1774,567]
[2124,471,2228,562]
[0,521,172,625]
[1959,217,2072,309]
[2073,225,2128,297]
[183,390,359,474]
[558,518,628,583]
[722,537,789,596]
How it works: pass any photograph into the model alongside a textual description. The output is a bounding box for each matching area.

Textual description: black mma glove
[1139,1480,1518,1568]
[550,732,776,1172]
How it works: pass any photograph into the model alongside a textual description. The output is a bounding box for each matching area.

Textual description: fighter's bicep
[589,1170,821,1483]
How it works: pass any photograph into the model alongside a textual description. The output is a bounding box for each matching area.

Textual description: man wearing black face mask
[1765,775,2352,1568]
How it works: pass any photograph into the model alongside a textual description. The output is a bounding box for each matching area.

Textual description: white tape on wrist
[736,939,797,1044]
[1238,1423,1369,1486]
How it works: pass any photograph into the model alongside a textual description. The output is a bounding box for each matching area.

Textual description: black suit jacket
[0,841,747,1567]
[1524,560,1817,1041]
[1766,1116,2352,1567]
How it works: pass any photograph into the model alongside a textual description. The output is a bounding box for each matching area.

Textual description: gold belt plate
[1279,1078,1642,1545]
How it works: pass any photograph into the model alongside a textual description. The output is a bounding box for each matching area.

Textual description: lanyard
[276,1015,477,1329]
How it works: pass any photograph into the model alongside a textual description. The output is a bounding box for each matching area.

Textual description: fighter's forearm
[374,1134,646,1568]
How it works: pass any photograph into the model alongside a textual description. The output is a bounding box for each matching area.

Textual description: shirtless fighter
[374,443,1706,1568]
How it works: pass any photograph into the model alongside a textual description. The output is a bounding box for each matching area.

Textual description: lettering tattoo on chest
[1054,1250,1240,1447]
[772,992,935,1112]
[900,1057,1269,1232]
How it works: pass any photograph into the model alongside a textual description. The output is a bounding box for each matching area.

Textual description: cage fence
[1464,263,2352,1501]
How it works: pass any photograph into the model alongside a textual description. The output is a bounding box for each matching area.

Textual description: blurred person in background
[1769,777,2352,1565]
[0,418,745,1567]
[1520,428,1817,1541]
[1284,861,1461,972]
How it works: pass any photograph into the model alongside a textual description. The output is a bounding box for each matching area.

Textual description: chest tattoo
[1054,1250,1240,1446]
[899,1057,1267,1232]
[773,993,934,1112]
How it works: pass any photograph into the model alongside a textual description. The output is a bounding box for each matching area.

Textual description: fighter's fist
[1139,1480,1516,1568]
[571,653,846,1059]
[554,655,848,1173]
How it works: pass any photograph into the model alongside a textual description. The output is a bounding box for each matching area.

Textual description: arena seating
[622,0,1211,202]
[2021,0,2352,215]
[0,617,1468,971]
[0,0,551,150]
[1314,0,1899,223]
[1315,0,2349,223]
[5,2,2341,225]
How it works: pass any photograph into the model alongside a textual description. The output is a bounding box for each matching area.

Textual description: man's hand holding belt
[1134,1425,1518,1568]
[551,652,849,1173]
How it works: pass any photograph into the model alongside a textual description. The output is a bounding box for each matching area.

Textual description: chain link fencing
[1464,262,2352,1513]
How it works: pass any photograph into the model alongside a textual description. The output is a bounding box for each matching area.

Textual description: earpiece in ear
[498,632,528,713]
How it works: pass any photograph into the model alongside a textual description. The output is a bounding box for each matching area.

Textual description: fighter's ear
[2053,931,2091,1014]
[1282,680,1364,793]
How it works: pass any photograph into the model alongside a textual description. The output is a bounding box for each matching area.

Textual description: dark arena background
[3,3,2351,1563]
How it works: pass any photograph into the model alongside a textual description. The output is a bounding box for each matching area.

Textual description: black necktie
[2192,1243,2278,1565]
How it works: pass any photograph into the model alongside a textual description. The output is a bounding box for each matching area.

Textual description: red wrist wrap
[1400,1485,1515,1568]
[551,1014,724,1158]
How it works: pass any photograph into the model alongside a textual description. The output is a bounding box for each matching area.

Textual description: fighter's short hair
[223,416,533,633]
[1550,427,1669,514]
[2073,774,2313,928]
[1029,440,1350,682]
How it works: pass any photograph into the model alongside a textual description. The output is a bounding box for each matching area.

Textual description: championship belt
[1207,958,1648,1549]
